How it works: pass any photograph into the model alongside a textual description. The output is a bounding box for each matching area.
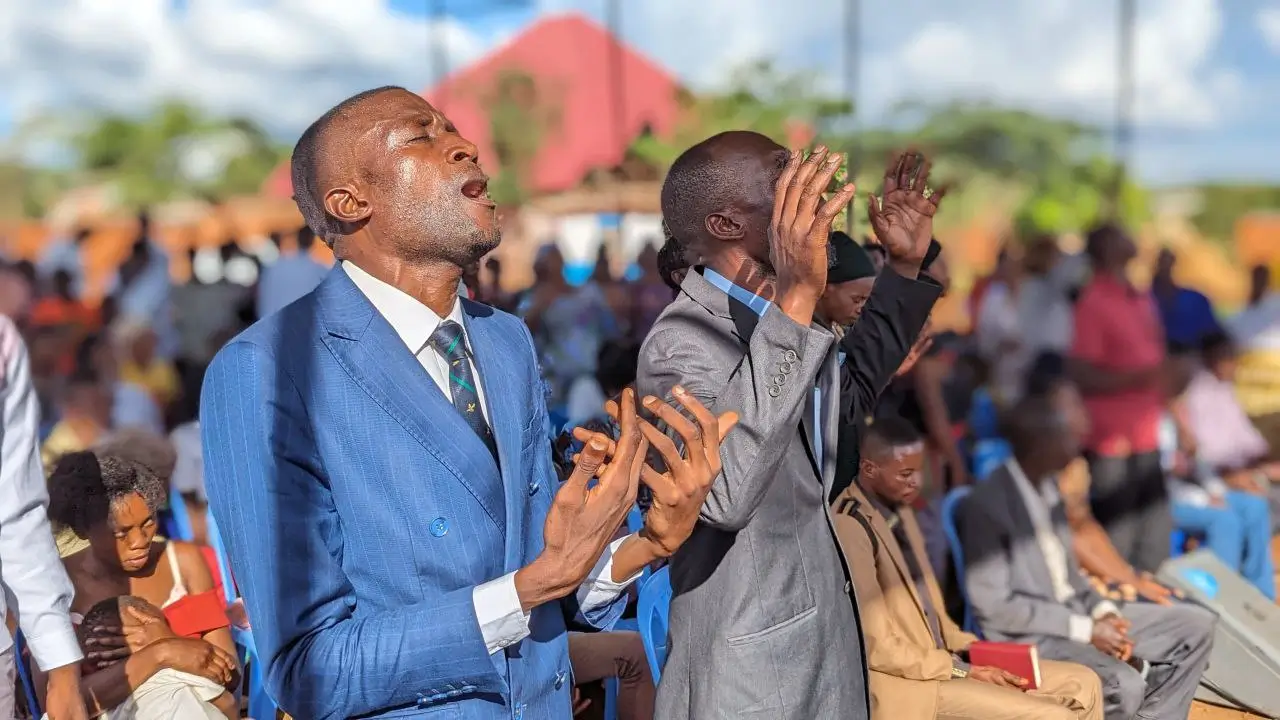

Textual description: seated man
[1183,331,1280,535]
[832,417,1102,720]
[1024,356,1187,605]
[961,396,1215,720]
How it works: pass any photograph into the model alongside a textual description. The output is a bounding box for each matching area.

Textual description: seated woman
[44,451,238,717]
[74,596,236,720]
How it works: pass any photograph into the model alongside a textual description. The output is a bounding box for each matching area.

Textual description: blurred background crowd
[3,1,1280,718]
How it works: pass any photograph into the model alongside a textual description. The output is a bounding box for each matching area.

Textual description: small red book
[968,641,1041,690]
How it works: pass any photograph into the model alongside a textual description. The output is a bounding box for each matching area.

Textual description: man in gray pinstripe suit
[637,135,944,719]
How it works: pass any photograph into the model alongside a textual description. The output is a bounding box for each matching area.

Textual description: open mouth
[461,177,495,208]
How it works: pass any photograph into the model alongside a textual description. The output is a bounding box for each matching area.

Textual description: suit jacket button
[783,349,798,363]
[779,362,792,374]
[429,517,449,537]
[774,374,786,386]
[768,386,781,398]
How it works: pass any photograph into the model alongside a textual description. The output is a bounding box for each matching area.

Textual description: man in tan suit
[832,417,1102,720]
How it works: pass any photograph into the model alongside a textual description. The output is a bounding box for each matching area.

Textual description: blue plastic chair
[163,485,194,542]
[970,439,1012,482]
[14,632,40,718]
[940,486,979,636]
[636,566,673,682]
[205,509,278,720]
[968,389,1001,441]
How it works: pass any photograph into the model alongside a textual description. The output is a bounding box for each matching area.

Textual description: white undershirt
[343,262,641,654]
[1006,458,1119,643]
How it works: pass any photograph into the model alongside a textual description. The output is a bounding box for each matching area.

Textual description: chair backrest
[13,632,40,718]
[971,439,1012,482]
[968,388,1000,441]
[163,485,194,542]
[636,565,673,682]
[205,509,238,607]
[940,486,979,635]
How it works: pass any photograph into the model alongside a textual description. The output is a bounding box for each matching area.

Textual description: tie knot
[428,320,468,361]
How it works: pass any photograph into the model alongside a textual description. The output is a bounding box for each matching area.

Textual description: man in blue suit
[200,86,734,720]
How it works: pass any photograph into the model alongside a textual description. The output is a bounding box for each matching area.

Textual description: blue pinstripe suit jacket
[201,268,621,719]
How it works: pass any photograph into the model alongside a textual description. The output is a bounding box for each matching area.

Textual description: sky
[1,0,1278,185]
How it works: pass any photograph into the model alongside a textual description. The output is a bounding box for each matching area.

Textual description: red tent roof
[263,13,681,199]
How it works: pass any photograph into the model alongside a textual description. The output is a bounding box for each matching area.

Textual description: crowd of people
[0,83,1275,720]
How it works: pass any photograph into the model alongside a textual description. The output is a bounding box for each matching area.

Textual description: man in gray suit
[636,135,943,718]
[961,395,1215,720]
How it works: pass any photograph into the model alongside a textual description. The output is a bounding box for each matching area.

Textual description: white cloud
[1260,6,1280,51]
[0,0,488,138]
[0,0,1251,183]
[545,0,1235,129]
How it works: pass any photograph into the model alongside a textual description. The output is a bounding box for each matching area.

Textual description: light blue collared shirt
[701,268,825,466]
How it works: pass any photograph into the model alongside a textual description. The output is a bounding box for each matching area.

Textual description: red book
[968,641,1041,690]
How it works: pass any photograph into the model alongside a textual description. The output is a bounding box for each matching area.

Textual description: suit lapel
[873,512,931,625]
[461,302,527,569]
[315,270,506,534]
[996,469,1056,594]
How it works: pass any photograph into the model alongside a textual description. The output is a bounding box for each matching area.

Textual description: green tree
[483,70,561,206]
[17,102,291,211]
[629,60,852,173]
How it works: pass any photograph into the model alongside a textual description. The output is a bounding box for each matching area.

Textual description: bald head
[661,131,788,263]
[292,86,408,247]
[290,85,498,276]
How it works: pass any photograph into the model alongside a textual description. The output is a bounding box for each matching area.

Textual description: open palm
[867,151,946,263]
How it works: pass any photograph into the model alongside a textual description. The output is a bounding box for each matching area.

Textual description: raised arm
[201,341,506,720]
[637,313,832,531]
[836,268,940,426]
[0,319,84,718]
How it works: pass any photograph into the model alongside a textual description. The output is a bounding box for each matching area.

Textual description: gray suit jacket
[959,463,1110,643]
[636,268,938,719]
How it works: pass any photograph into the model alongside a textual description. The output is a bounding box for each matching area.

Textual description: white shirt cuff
[577,534,645,612]
[1090,601,1121,621]
[25,625,83,672]
[1067,614,1095,644]
[472,573,530,655]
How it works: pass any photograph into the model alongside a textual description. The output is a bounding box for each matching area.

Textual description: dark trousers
[1088,451,1171,574]
[568,631,654,720]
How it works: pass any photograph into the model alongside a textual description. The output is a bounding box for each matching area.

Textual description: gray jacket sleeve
[960,495,1077,641]
[636,305,833,531]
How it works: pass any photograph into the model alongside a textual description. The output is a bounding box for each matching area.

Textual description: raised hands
[521,388,649,605]
[770,147,857,324]
[633,387,738,556]
[867,151,946,269]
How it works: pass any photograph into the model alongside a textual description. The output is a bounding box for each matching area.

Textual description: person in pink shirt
[1068,224,1171,573]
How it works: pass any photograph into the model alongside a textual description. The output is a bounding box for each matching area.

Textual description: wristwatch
[950,655,970,679]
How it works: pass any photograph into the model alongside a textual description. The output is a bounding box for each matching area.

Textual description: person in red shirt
[1068,224,1171,573]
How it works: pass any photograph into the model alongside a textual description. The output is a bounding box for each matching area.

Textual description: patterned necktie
[427,320,497,458]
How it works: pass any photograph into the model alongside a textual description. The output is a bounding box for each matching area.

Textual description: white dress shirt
[1006,458,1119,644]
[343,262,641,654]
[0,316,82,670]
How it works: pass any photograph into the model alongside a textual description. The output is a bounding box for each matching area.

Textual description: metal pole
[431,0,450,110]
[1113,0,1136,218]
[606,0,626,253]
[843,0,861,237]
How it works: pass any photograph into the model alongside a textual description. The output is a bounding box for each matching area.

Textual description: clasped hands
[1090,612,1136,662]
[517,387,737,607]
